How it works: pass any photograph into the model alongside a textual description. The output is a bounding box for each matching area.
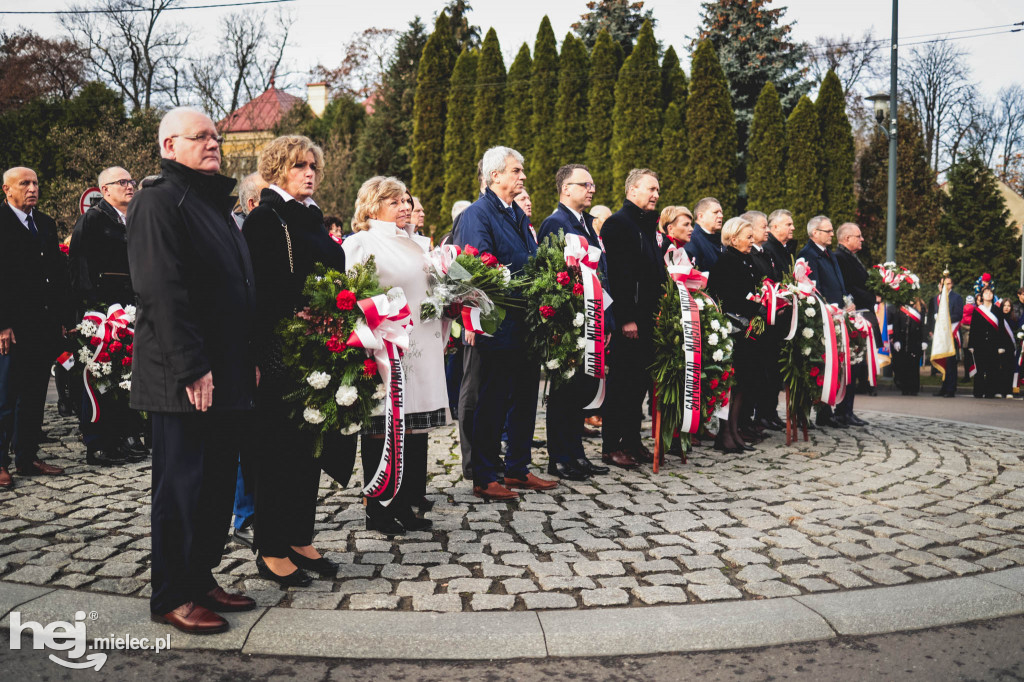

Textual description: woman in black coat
[890,300,925,395]
[968,286,1005,399]
[707,217,763,453]
[243,135,345,587]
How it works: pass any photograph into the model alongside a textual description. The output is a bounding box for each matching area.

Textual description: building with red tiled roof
[219,81,305,133]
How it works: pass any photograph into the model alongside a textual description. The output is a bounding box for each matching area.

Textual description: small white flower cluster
[802,346,812,356]
[335,385,358,406]
[576,337,587,349]
[78,320,98,337]
[86,362,113,376]
[500,266,512,285]
[341,423,361,435]
[708,333,719,346]
[573,312,585,328]
[372,384,387,400]
[77,347,93,363]
[695,297,705,310]
[123,305,137,323]
[306,371,331,389]
[710,319,720,332]
[303,407,325,424]
[119,372,132,391]
[712,349,724,362]
[546,358,560,370]
[805,306,816,318]
[563,368,575,379]
[802,327,815,339]
[725,321,734,334]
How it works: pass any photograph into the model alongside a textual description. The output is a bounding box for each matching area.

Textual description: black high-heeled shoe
[287,548,338,576]
[365,513,406,536]
[256,554,312,588]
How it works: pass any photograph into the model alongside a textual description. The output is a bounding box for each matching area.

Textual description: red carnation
[480,252,499,267]
[573,283,584,296]
[88,337,101,346]
[109,341,123,353]
[464,245,479,256]
[117,328,130,340]
[539,305,556,319]
[97,351,111,363]
[722,394,729,406]
[335,290,357,311]
[125,344,133,355]
[556,271,571,286]
[325,336,346,353]
[709,378,719,389]
[708,395,716,405]
[809,366,820,377]
[363,358,379,376]
[121,357,132,367]
[816,376,824,387]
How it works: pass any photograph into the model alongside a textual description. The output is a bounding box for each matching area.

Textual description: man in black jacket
[127,108,258,633]
[763,209,796,277]
[69,166,148,466]
[0,167,71,489]
[601,168,666,468]
[833,223,871,426]
[742,211,784,432]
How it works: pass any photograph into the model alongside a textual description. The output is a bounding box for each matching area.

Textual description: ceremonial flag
[930,288,956,380]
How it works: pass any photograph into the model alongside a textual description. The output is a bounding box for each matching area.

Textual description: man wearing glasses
[69,167,148,466]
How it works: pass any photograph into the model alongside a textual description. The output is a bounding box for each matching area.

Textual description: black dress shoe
[365,513,406,536]
[412,496,434,512]
[758,417,784,432]
[833,414,850,426]
[394,505,433,532]
[121,434,149,456]
[547,461,590,481]
[87,448,126,466]
[575,458,609,476]
[769,415,785,429]
[815,416,847,428]
[846,414,869,427]
[287,548,338,576]
[256,555,312,587]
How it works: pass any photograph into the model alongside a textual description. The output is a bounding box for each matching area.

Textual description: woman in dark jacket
[707,217,763,453]
[243,135,344,587]
[890,299,925,395]
[968,286,1004,399]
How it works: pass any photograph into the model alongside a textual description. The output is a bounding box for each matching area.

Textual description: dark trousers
[457,345,482,479]
[893,353,921,395]
[470,347,540,486]
[0,342,52,468]
[973,349,999,397]
[150,410,243,614]
[940,354,959,394]
[755,337,782,420]
[362,432,427,518]
[445,345,463,418]
[603,330,653,453]
[547,375,599,465]
[80,387,136,451]
[835,363,864,416]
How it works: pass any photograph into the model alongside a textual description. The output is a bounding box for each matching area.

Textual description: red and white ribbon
[778,259,818,341]
[747,278,789,326]
[665,246,708,434]
[564,234,610,409]
[900,305,923,324]
[974,304,998,328]
[346,288,413,507]
[851,312,879,387]
[80,304,133,423]
[829,305,852,405]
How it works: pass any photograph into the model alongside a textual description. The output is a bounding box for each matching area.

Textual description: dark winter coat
[600,199,666,333]
[683,225,723,271]
[798,240,847,305]
[68,198,133,310]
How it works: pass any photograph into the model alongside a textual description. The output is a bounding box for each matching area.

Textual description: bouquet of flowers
[277,258,391,455]
[523,232,608,394]
[65,304,136,422]
[651,246,735,454]
[867,261,921,307]
[778,260,831,434]
[420,244,515,336]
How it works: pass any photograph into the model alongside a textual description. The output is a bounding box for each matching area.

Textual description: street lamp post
[886,0,898,264]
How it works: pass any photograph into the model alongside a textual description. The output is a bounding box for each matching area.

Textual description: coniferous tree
[504,43,533,159]
[411,12,456,230]
[784,95,822,243]
[661,45,687,110]
[659,102,688,206]
[611,20,661,196]
[555,33,589,168]
[573,0,656,56]
[815,70,856,225]
[473,28,506,161]
[585,28,620,207]
[746,81,786,213]
[442,48,479,221]
[685,40,738,212]
[529,16,560,218]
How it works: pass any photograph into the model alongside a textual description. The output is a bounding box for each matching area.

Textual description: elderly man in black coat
[128,108,258,634]
[833,222,871,427]
[0,167,71,490]
[763,209,796,277]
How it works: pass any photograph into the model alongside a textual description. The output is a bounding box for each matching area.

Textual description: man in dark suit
[537,164,611,481]
[455,146,556,501]
[742,211,784,432]
[797,215,849,428]
[128,108,257,633]
[0,167,71,489]
[833,222,872,426]
[684,196,724,270]
[68,166,148,467]
[764,209,796,277]
[601,168,666,468]
[927,274,965,397]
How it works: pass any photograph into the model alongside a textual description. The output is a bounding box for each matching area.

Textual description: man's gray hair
[624,168,658,195]
[480,146,524,187]
[97,166,128,188]
[767,208,792,227]
[693,197,721,219]
[807,215,832,233]
[237,173,266,216]
[741,210,767,225]
[836,222,860,242]
[157,106,209,147]
[451,200,471,221]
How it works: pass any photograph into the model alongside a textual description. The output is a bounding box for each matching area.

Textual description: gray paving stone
[348,594,400,610]
[743,580,802,598]
[573,560,625,577]
[502,578,539,594]
[412,594,463,612]
[470,594,515,611]
[633,586,687,604]
[735,564,782,583]
[521,592,577,610]
[687,584,743,601]
[582,588,630,606]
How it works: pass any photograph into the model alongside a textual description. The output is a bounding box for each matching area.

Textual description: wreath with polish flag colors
[64,303,136,423]
[420,243,515,337]
[777,259,833,429]
[867,261,921,307]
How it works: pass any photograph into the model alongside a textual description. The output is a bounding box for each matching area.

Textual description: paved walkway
[2,400,1023,657]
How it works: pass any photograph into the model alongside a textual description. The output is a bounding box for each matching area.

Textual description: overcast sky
[9,0,1023,101]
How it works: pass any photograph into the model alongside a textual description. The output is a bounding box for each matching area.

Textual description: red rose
[809,367,820,377]
[335,290,357,311]
[539,305,556,319]
[816,376,824,386]
[480,252,499,267]
[89,337,101,346]
[121,357,132,367]
[325,336,346,353]
[573,283,584,296]
[109,341,123,353]
[708,395,716,405]
[125,344,133,355]
[556,271,571,286]
[709,378,719,389]
[464,245,479,256]
[363,358,379,376]
[97,351,111,363]
[117,328,130,340]
[722,394,729,406]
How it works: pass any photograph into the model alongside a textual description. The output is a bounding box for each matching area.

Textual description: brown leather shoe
[16,460,64,476]
[601,450,638,469]
[628,444,654,464]
[197,586,256,612]
[472,482,519,501]
[585,416,603,427]
[0,467,12,489]
[503,473,558,491]
[151,602,228,634]
[581,426,601,438]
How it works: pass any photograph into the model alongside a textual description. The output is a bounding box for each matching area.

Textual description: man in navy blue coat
[537,164,612,481]
[684,197,724,270]
[454,146,557,501]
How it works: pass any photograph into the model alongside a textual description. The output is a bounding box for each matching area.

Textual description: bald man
[128,107,258,633]
[0,167,71,489]
[590,204,612,235]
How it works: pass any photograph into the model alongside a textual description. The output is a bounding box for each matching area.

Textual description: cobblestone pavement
[2,404,1023,613]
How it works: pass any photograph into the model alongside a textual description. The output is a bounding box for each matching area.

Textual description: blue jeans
[232,460,254,529]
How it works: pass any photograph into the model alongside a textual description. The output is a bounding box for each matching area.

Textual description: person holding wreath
[243,134,344,587]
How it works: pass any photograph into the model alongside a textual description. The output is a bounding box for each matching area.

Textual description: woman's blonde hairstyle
[258,135,324,188]
[721,216,753,247]
[351,176,407,232]
[659,205,692,229]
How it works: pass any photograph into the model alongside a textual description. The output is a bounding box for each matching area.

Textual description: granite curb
[3,568,1024,659]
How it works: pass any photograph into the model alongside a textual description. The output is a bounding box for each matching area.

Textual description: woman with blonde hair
[344,176,447,535]
[659,206,694,253]
[243,134,344,587]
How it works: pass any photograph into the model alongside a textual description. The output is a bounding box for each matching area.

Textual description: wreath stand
[784,387,809,446]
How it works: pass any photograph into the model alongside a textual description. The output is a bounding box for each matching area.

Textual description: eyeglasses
[567,182,597,191]
[104,178,138,188]
[816,228,834,234]
[172,132,224,145]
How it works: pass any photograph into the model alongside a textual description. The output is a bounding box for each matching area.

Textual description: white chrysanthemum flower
[306,371,331,390]
[79,321,98,337]
[708,333,719,346]
[335,385,358,406]
[805,306,816,318]
[101,362,112,375]
[341,423,361,435]
[371,402,386,416]
[802,346,812,356]
[78,348,92,362]
[710,319,720,331]
[123,305,137,323]
[573,312,585,328]
[546,359,560,370]
[725,340,733,351]
[695,297,705,310]
[802,327,815,339]
[372,385,387,400]
[712,349,724,362]
[119,380,132,391]
[86,362,101,374]
[576,337,587,349]
[563,368,575,379]
[303,407,325,424]
[725,321,734,334]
